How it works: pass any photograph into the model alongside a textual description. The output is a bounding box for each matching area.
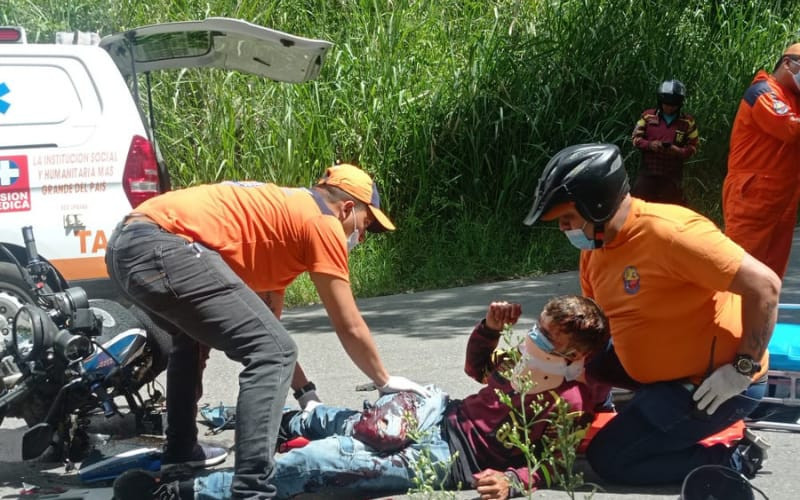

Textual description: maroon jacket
[444,321,604,491]
[632,107,699,180]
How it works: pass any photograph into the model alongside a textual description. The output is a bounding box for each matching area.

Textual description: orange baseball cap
[784,43,800,57]
[317,163,396,232]
[540,201,576,221]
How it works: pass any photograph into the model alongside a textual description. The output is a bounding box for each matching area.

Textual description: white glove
[692,364,752,415]
[297,389,322,412]
[379,375,431,398]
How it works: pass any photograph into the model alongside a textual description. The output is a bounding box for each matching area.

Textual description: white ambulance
[0,18,331,307]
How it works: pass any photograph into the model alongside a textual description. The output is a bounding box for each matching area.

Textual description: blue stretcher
[747,304,800,432]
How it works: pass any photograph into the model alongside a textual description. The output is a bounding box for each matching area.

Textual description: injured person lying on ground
[112,295,612,500]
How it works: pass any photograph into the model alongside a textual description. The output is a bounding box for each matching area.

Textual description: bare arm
[310,272,389,386]
[727,253,781,359]
[260,290,311,390]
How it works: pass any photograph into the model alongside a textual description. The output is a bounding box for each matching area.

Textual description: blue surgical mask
[564,223,597,250]
[528,324,556,352]
[347,209,360,252]
[527,324,578,361]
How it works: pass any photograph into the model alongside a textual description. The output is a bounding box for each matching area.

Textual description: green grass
[4,0,799,305]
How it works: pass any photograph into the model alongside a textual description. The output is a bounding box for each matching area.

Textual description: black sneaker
[161,443,228,473]
[112,469,180,500]
[736,428,771,478]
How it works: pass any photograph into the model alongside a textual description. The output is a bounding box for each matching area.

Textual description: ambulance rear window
[0,65,80,125]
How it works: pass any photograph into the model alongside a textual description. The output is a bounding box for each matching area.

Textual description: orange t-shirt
[135,182,350,293]
[580,198,766,384]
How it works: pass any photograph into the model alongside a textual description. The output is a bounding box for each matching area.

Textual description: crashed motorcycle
[0,226,171,462]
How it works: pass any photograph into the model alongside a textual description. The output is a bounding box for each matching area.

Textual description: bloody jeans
[190,386,450,500]
[106,220,297,499]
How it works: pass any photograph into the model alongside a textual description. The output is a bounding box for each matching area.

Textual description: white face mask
[346,208,360,252]
[510,335,585,394]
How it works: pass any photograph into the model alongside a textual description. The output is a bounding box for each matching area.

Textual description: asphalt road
[3,229,800,499]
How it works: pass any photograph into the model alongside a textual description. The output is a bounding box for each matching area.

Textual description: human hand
[297,389,322,412]
[379,376,431,398]
[473,469,511,500]
[692,364,752,415]
[648,140,663,151]
[485,301,522,331]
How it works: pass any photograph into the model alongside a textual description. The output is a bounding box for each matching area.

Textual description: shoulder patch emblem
[622,266,640,294]
[773,97,789,115]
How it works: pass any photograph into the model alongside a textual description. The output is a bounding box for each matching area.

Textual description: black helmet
[523,143,629,226]
[657,79,686,107]
[681,465,757,500]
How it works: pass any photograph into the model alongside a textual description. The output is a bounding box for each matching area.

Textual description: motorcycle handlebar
[22,226,40,264]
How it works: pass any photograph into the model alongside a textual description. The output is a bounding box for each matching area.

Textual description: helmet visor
[659,93,684,106]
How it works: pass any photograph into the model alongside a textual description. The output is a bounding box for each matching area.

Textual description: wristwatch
[732,354,761,376]
[293,381,316,400]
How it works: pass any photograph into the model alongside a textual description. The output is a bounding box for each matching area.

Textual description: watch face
[735,356,756,375]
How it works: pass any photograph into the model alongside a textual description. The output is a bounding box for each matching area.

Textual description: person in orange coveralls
[723,43,800,278]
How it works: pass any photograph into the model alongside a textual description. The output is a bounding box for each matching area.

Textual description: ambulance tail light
[0,27,26,43]
[123,135,161,208]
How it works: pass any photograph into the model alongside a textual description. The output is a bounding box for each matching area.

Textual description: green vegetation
[4,0,799,305]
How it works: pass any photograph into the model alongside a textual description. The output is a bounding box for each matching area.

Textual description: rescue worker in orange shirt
[723,43,800,278]
[104,163,429,499]
[524,143,779,485]
[631,79,699,205]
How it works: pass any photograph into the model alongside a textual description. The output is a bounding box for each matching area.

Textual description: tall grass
[4,0,799,304]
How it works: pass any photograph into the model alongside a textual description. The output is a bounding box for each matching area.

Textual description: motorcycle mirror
[21,422,54,460]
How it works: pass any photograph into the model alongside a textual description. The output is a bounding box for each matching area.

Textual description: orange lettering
[92,230,107,253]
[76,230,91,253]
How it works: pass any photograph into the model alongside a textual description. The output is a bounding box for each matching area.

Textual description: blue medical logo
[0,82,9,113]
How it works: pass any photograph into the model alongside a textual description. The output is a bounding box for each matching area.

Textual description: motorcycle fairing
[82,328,147,376]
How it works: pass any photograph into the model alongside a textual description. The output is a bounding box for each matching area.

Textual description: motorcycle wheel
[0,262,36,349]
[125,304,171,383]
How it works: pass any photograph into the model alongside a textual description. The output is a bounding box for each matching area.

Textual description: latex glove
[472,469,512,500]
[692,364,752,415]
[379,376,431,398]
[297,389,322,412]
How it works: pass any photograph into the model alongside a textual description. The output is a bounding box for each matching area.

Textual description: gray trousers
[105,220,297,499]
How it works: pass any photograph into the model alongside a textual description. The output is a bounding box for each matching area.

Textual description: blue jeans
[106,221,297,499]
[586,379,766,484]
[191,386,452,500]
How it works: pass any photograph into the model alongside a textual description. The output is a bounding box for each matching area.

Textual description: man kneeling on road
[113,295,610,499]
[524,143,778,484]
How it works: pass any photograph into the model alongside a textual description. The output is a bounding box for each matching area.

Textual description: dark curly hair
[543,295,609,355]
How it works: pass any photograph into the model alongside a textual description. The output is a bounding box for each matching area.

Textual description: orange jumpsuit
[723,70,800,278]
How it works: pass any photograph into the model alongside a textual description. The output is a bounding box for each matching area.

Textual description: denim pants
[105,221,297,499]
[191,386,452,500]
[586,377,765,485]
